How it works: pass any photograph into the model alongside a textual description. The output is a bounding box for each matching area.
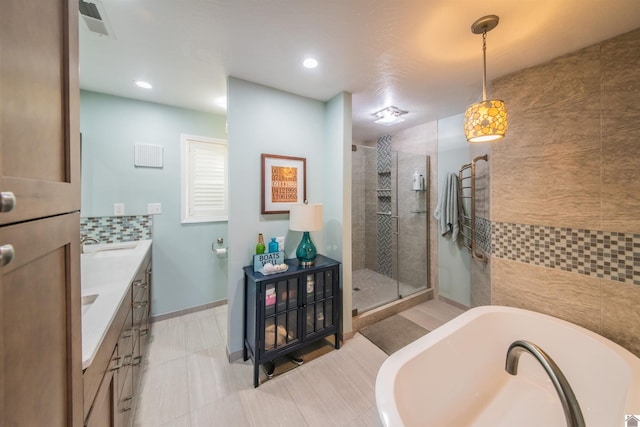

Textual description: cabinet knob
[0,192,16,212]
[0,244,15,267]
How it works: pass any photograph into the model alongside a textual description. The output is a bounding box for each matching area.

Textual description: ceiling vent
[79,0,115,38]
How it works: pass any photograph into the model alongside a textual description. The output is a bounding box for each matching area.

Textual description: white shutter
[181,135,228,223]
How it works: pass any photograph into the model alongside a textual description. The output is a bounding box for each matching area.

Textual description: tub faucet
[505,340,585,427]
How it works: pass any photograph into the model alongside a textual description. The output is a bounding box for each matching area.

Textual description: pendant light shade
[464,15,508,143]
[464,99,508,142]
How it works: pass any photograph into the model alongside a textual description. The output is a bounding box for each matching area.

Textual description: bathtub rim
[375,305,640,427]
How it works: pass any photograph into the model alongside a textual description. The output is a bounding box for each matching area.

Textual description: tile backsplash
[81,215,152,243]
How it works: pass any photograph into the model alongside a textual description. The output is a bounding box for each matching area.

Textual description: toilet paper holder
[212,237,228,255]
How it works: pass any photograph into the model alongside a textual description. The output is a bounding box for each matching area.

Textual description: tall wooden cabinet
[0,0,82,425]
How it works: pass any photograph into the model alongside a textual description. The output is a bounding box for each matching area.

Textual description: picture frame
[261,153,306,214]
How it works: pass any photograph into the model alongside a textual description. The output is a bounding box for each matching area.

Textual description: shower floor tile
[352,268,427,313]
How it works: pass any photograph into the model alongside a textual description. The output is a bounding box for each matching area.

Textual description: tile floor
[133,299,465,427]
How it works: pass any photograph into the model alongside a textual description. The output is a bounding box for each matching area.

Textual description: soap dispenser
[412,169,421,191]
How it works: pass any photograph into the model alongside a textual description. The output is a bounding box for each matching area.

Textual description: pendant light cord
[482,29,488,101]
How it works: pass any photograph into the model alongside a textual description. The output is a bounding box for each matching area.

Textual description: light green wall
[80,90,228,316]
[436,114,471,305]
[324,92,352,333]
[226,77,351,356]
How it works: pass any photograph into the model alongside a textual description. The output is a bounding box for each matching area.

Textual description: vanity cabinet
[83,252,151,426]
[243,255,341,387]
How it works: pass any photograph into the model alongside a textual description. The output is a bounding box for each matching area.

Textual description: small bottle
[412,169,421,191]
[268,237,279,253]
[256,233,265,254]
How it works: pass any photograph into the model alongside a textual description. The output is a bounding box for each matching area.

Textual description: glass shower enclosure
[351,140,430,315]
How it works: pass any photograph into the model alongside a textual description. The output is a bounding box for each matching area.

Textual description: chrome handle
[0,192,16,213]
[133,281,148,289]
[108,356,122,371]
[133,301,148,309]
[0,244,15,267]
[120,396,133,412]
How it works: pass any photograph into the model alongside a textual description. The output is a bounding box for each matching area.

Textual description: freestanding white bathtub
[375,306,640,427]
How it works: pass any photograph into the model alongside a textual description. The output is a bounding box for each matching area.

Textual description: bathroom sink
[81,294,98,315]
[90,242,137,257]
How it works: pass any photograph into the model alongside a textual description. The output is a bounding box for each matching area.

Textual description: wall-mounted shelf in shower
[376,212,391,216]
[410,210,427,213]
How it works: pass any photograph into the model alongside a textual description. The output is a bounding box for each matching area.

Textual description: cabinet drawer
[117,308,134,366]
[116,360,133,426]
[83,286,131,420]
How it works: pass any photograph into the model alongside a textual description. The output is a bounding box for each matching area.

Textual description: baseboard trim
[150,299,227,323]
[437,295,470,311]
[227,347,244,363]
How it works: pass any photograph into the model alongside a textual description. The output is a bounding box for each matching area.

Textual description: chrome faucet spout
[80,235,100,253]
[505,340,585,427]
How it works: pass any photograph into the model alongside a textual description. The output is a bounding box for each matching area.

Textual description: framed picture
[261,153,306,214]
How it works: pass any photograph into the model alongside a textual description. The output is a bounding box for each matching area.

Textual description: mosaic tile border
[475,216,492,254]
[492,221,640,285]
[81,215,153,243]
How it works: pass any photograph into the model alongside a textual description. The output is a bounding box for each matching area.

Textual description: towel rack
[458,154,488,262]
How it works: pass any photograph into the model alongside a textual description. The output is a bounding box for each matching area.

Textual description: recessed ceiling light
[135,80,152,89]
[303,58,318,69]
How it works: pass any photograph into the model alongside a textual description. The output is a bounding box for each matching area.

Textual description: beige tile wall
[469,143,492,306]
[489,28,640,357]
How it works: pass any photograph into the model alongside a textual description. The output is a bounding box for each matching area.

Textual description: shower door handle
[391,215,399,235]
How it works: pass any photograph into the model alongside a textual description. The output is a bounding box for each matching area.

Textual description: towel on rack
[434,172,460,240]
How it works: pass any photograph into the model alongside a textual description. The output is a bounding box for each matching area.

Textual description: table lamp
[289,201,323,266]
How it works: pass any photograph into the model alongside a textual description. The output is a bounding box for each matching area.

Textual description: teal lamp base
[296,231,317,267]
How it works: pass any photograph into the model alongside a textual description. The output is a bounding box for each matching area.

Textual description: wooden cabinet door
[0,213,83,426]
[85,366,116,427]
[0,0,80,225]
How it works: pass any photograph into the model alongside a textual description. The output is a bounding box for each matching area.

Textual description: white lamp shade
[289,203,323,232]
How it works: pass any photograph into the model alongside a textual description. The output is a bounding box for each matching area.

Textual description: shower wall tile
[364,147,378,271]
[351,147,366,270]
[601,29,640,234]
[492,258,601,333]
[392,122,437,156]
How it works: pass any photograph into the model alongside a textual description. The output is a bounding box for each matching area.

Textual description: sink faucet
[80,235,100,253]
[505,340,585,427]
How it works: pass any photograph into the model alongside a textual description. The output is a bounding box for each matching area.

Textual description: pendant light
[464,15,508,143]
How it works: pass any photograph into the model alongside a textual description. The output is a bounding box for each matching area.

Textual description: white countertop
[81,240,152,369]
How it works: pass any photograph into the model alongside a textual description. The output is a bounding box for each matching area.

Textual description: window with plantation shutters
[181,134,228,223]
